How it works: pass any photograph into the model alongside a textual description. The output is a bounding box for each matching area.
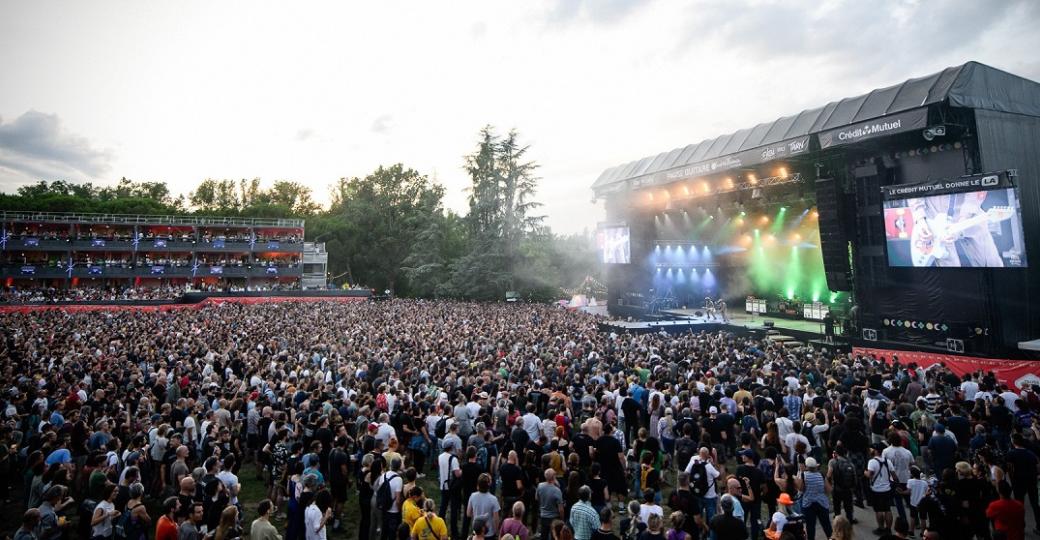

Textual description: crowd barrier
[853,346,1040,390]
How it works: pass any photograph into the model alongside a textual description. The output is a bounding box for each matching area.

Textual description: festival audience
[0,299,1037,540]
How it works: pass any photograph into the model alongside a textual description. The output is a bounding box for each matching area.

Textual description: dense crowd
[0,300,1037,540]
[0,286,187,303]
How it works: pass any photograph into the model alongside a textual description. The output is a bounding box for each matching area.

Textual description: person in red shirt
[155,497,181,540]
[986,481,1025,540]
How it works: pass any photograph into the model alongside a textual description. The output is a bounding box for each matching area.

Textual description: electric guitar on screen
[910,206,1014,266]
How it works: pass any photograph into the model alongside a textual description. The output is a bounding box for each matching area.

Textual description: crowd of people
[0,299,1037,540]
[0,285,187,303]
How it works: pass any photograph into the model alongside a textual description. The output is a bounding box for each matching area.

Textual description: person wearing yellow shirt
[411,499,448,540]
[402,486,425,528]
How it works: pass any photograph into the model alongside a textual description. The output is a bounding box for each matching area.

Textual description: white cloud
[0,0,1037,233]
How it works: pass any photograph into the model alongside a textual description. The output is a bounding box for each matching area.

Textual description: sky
[1,0,1039,234]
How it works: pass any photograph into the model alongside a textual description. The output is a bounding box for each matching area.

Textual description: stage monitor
[598,226,630,264]
[882,171,1027,268]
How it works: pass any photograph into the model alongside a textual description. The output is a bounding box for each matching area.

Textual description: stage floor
[661,309,829,334]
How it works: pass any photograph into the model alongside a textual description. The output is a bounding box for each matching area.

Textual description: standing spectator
[866,443,895,535]
[1005,433,1040,534]
[537,469,565,540]
[707,497,746,540]
[251,499,283,540]
[155,497,181,540]
[986,481,1025,540]
[466,473,500,539]
[570,486,599,540]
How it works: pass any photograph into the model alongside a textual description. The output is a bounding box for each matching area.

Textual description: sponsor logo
[1015,373,1040,390]
[837,119,903,142]
[981,175,999,187]
[788,139,808,153]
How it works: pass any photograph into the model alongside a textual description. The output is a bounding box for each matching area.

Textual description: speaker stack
[816,177,852,291]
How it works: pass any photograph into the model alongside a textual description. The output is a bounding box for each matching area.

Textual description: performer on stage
[908,191,1003,267]
[717,297,728,323]
[704,296,716,320]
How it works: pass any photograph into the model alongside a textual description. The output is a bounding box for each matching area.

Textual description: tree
[447,126,545,299]
[325,164,445,294]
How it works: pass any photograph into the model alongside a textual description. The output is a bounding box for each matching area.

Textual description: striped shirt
[800,471,830,509]
[569,501,599,540]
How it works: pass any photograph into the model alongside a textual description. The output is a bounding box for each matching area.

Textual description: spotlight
[811,210,819,219]
[701,182,710,194]
[748,173,757,184]
[778,167,788,178]
[682,185,690,196]
[647,192,654,201]
[725,177,733,189]
[662,190,670,199]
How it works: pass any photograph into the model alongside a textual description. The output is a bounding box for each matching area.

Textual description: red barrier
[0,296,366,314]
[853,346,1040,390]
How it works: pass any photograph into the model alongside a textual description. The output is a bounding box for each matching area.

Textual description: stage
[597,309,847,351]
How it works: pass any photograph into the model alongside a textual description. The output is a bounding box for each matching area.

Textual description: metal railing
[0,211,304,229]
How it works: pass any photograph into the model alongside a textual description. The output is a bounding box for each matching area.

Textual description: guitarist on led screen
[908,190,1007,267]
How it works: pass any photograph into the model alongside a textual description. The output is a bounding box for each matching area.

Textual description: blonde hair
[831,515,853,540]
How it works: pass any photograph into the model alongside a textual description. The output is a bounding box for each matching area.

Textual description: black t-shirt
[590,529,619,540]
[1006,447,1039,485]
[589,477,609,507]
[594,435,623,469]
[461,461,482,496]
[709,514,747,539]
[499,462,525,498]
[572,433,594,466]
[735,464,764,503]
[329,448,350,486]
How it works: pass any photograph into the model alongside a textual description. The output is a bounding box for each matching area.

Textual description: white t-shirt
[376,423,397,446]
[908,478,928,506]
[881,446,913,483]
[867,457,893,492]
[684,457,720,498]
[784,433,811,460]
[376,471,403,513]
[960,381,979,401]
[638,503,663,524]
[217,470,240,504]
[438,452,460,490]
[1000,391,1020,412]
[304,503,326,540]
[92,500,116,538]
[776,417,794,442]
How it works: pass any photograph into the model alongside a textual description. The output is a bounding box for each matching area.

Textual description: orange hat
[777,493,795,506]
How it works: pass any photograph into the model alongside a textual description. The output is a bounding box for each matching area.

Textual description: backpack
[674,438,696,471]
[376,473,399,511]
[832,457,857,491]
[116,502,143,540]
[435,417,448,439]
[688,460,711,497]
[782,514,807,540]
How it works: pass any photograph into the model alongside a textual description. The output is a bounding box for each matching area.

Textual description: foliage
[0,128,601,299]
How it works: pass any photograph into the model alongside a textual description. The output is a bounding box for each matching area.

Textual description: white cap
[709,406,718,414]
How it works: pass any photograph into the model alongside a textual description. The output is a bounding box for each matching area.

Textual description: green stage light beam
[771,206,787,234]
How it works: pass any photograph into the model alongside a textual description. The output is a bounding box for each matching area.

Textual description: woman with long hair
[829,515,853,540]
[214,506,242,540]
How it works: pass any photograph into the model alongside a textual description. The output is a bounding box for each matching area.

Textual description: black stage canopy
[593,61,1040,196]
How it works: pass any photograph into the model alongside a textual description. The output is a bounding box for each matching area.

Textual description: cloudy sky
[1,1,1039,233]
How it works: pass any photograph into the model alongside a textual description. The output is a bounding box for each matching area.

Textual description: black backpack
[782,514,807,540]
[674,438,697,471]
[832,457,857,491]
[376,473,399,511]
[435,417,448,439]
[689,460,711,497]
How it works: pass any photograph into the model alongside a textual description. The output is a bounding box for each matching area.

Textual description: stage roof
[593,61,1040,196]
